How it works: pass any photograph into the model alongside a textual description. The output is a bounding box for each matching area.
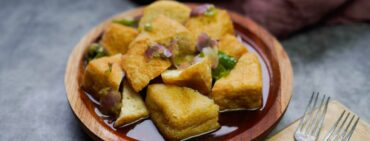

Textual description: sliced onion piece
[196,33,218,52]
[191,4,214,16]
[202,47,219,69]
[197,33,210,51]
[145,44,172,59]
[192,55,204,64]
[162,48,172,58]
[98,87,122,117]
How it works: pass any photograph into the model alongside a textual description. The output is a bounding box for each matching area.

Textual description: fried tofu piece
[161,57,212,94]
[100,23,138,55]
[185,9,234,40]
[146,84,219,140]
[138,15,196,55]
[121,38,171,92]
[139,1,191,28]
[211,53,262,110]
[218,34,248,59]
[82,54,124,97]
[114,82,149,127]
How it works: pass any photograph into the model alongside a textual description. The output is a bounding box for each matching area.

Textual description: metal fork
[323,110,360,141]
[294,92,330,141]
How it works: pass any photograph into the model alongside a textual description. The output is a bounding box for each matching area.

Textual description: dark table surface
[0,0,369,140]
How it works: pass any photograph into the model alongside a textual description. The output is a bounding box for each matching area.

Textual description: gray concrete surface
[0,0,369,140]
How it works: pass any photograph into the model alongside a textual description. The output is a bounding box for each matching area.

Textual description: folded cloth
[212,0,370,38]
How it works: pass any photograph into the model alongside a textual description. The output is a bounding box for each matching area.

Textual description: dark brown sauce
[81,34,274,140]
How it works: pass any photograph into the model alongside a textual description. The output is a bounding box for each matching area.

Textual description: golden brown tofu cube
[138,15,196,55]
[82,54,124,97]
[211,53,262,110]
[161,57,212,94]
[114,82,149,127]
[139,1,191,28]
[146,84,220,140]
[218,34,248,59]
[100,23,138,55]
[121,38,171,92]
[185,9,234,40]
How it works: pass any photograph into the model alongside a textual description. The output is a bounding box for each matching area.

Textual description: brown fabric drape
[210,0,370,38]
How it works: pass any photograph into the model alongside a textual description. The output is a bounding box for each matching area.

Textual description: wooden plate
[65,4,293,141]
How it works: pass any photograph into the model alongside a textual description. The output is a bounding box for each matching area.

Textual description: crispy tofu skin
[100,23,138,55]
[138,15,196,56]
[161,57,212,94]
[114,83,149,127]
[139,1,191,28]
[218,34,248,59]
[121,38,171,92]
[185,9,234,40]
[211,53,262,110]
[146,84,220,140]
[82,54,124,97]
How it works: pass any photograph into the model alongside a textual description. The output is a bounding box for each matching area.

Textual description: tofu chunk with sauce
[146,84,220,140]
[211,53,263,110]
[114,82,149,127]
[185,9,234,40]
[138,15,196,56]
[82,54,124,97]
[121,38,171,92]
[100,23,138,55]
[161,57,212,94]
[139,1,191,28]
[218,34,248,59]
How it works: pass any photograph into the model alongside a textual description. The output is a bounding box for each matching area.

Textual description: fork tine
[312,96,330,138]
[324,110,346,141]
[302,92,319,134]
[332,112,351,140]
[307,94,326,135]
[338,114,355,140]
[296,92,316,132]
[344,117,360,141]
